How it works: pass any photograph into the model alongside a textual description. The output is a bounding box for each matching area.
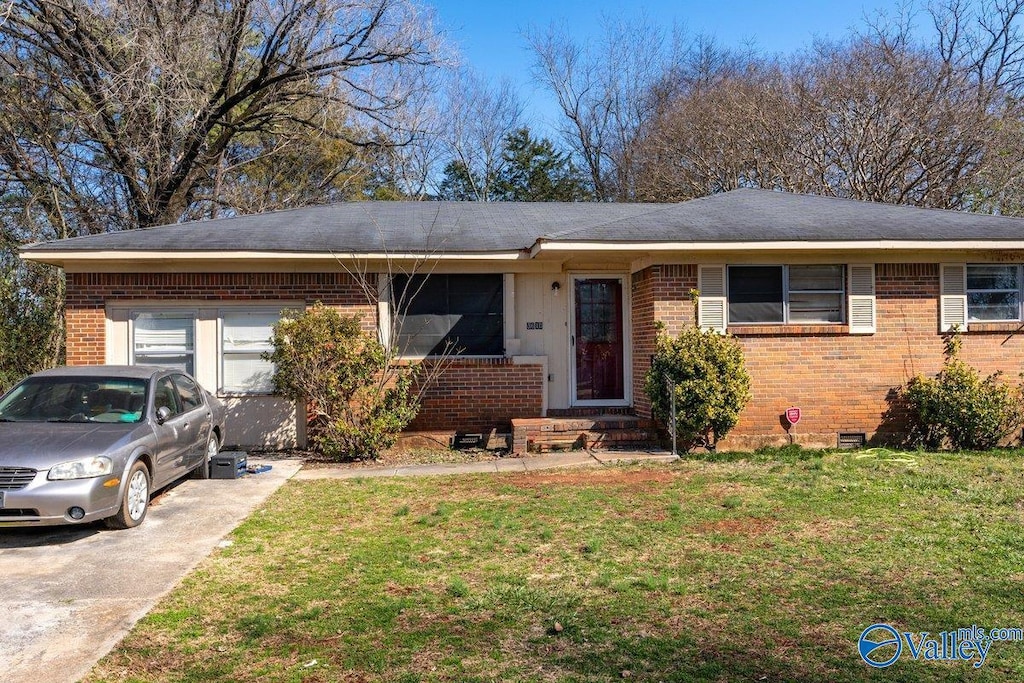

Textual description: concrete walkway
[0,459,303,683]
[294,449,679,480]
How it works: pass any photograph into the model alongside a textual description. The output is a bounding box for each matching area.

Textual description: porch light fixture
[551,281,561,293]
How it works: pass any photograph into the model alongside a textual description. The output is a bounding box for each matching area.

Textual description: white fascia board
[530,240,1024,255]
[20,250,529,266]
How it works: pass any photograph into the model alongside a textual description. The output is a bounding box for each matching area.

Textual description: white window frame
[218,308,283,396]
[129,309,198,374]
[726,265,846,325]
[966,263,1023,323]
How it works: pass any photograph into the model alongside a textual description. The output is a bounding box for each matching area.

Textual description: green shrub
[902,334,1024,450]
[644,323,751,451]
[265,302,421,460]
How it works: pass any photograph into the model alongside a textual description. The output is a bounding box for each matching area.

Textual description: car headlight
[47,456,114,480]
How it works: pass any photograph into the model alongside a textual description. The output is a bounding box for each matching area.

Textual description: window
[132,312,195,374]
[221,310,280,394]
[788,265,845,323]
[0,377,147,423]
[391,274,503,356]
[154,377,182,417]
[173,374,203,412]
[967,264,1021,322]
[728,265,845,325]
[728,266,784,323]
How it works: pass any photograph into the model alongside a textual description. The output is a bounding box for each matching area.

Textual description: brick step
[537,417,656,433]
[530,437,586,453]
[546,407,635,418]
[512,416,660,455]
[584,429,657,444]
[527,428,659,453]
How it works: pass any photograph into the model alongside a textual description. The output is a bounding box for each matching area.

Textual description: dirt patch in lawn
[294,447,508,469]
[789,518,856,541]
[504,468,679,489]
[695,517,779,536]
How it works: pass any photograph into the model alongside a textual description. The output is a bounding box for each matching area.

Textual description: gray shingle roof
[550,190,1024,242]
[22,201,663,254]
[22,189,1024,256]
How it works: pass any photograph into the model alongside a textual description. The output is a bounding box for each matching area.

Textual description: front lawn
[89,449,1024,682]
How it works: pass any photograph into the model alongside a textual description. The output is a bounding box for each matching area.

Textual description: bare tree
[365,68,449,200]
[634,45,788,201]
[634,1,1024,212]
[0,0,443,385]
[790,37,1000,208]
[0,0,442,234]
[526,14,676,201]
[437,69,524,201]
[191,102,368,216]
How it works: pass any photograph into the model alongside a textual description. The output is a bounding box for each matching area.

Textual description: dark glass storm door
[572,276,626,403]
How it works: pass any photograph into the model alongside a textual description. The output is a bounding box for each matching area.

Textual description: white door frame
[568,273,632,407]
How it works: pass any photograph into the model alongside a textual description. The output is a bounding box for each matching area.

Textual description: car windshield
[0,376,148,423]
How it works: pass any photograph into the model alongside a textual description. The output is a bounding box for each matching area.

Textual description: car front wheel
[106,460,150,529]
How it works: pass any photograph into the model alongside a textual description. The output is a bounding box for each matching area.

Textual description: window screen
[789,265,844,323]
[133,312,195,374]
[728,266,784,324]
[222,310,279,393]
[728,265,845,324]
[391,274,503,356]
[967,265,1020,321]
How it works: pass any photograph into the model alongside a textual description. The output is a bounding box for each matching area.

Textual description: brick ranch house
[21,189,1024,452]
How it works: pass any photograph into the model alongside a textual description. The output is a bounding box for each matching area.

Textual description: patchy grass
[88,449,1024,682]
[300,446,505,469]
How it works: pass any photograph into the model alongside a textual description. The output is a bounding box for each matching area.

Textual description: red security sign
[784,407,801,426]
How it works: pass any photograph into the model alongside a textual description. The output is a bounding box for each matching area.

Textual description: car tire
[106,460,150,529]
[192,432,218,480]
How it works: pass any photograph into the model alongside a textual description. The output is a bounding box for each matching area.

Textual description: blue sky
[428,0,906,129]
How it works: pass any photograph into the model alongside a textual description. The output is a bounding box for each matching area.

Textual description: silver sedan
[0,366,226,528]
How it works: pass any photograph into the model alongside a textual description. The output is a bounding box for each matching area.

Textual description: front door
[572,276,626,404]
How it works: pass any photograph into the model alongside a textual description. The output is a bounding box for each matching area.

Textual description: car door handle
[182,422,190,430]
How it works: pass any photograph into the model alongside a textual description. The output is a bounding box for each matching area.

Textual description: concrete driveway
[0,459,301,683]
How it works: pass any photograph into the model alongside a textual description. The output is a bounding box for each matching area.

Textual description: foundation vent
[837,432,867,449]
[451,432,484,449]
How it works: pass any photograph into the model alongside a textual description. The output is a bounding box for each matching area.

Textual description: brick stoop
[511,415,659,455]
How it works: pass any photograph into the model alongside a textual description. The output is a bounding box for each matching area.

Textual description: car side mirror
[155,406,172,424]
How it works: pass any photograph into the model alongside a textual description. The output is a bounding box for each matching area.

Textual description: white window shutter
[698,265,727,333]
[940,263,968,332]
[847,264,876,334]
[377,274,391,349]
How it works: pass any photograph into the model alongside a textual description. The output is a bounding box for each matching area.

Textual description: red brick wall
[635,262,1024,448]
[65,272,544,435]
[409,359,545,432]
[65,305,106,366]
[630,265,699,417]
[64,272,375,365]
[728,263,944,447]
[67,264,1024,447]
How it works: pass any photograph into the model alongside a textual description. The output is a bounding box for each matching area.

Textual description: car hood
[0,422,148,470]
